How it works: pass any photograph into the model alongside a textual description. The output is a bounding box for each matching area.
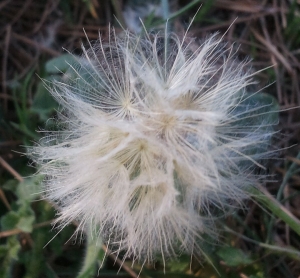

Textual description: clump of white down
[32,30,274,263]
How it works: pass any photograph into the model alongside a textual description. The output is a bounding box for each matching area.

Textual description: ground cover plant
[0,1,300,277]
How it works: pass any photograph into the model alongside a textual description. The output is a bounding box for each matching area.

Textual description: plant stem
[76,231,104,278]
[250,185,300,237]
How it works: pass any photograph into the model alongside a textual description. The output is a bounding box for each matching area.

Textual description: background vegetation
[0,0,300,277]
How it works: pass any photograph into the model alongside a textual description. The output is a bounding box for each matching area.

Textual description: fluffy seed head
[31,28,276,263]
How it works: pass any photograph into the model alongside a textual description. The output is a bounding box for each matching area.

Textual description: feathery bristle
[30,28,277,263]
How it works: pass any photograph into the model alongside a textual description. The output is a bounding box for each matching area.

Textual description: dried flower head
[31,28,276,263]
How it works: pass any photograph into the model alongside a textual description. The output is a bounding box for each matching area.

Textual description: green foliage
[234,92,279,130]
[1,177,42,233]
[31,80,58,122]
[10,70,39,142]
[45,54,79,74]
[0,236,21,278]
[1,205,35,233]
[217,247,253,267]
[16,176,43,204]
[31,54,82,122]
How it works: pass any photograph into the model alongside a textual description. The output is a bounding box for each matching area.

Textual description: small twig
[214,0,276,13]
[102,244,139,278]
[0,140,22,147]
[0,156,24,182]
[0,228,22,238]
[286,156,300,166]
[31,0,60,34]
[194,9,284,35]
[12,32,60,57]
[276,167,300,183]
[251,28,293,74]
[0,220,54,238]
[0,0,11,10]
[9,0,33,26]
[0,188,11,210]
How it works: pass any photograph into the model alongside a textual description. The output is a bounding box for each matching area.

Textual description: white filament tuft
[30,28,276,263]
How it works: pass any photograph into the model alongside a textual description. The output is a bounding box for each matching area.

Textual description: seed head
[31,28,276,263]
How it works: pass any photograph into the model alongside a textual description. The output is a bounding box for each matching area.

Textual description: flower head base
[31,29,277,263]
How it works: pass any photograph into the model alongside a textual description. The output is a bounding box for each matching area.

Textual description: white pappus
[30,27,277,264]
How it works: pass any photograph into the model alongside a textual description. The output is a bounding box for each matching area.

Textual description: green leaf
[45,54,79,74]
[234,92,279,127]
[31,79,58,121]
[16,204,35,233]
[0,245,8,258]
[0,236,21,278]
[229,92,279,168]
[1,177,39,233]
[2,179,19,192]
[16,176,43,203]
[168,256,190,272]
[1,211,19,230]
[7,236,21,260]
[217,247,253,267]
[1,203,35,233]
